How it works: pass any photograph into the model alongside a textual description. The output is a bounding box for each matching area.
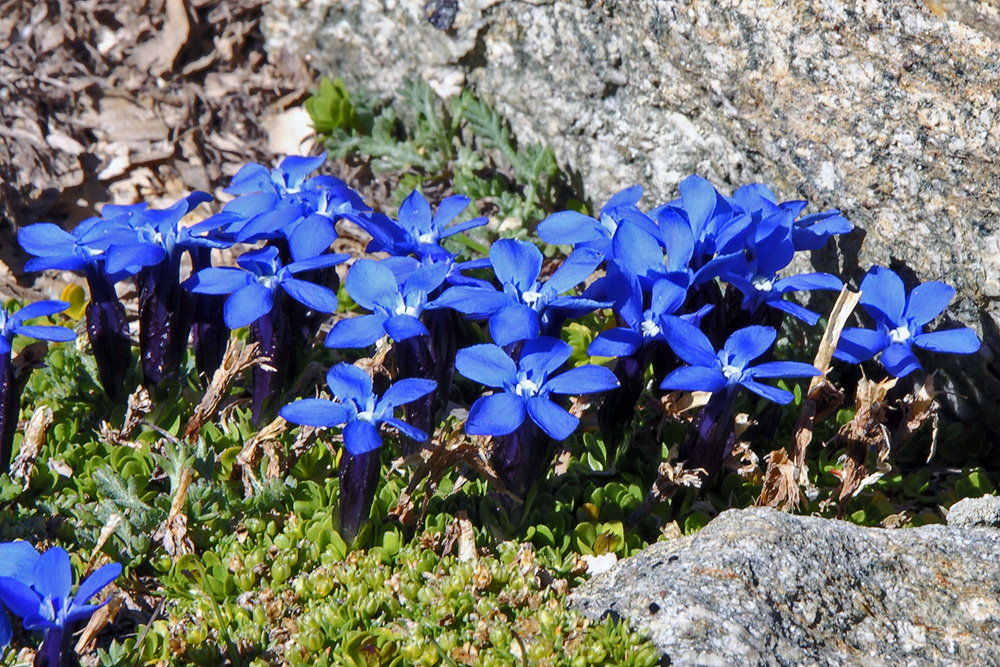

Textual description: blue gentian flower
[716,209,843,326]
[660,319,820,403]
[0,541,40,648]
[834,266,980,377]
[0,545,121,667]
[184,246,347,329]
[19,213,135,399]
[352,190,487,259]
[0,300,75,472]
[456,337,619,440]
[281,362,435,542]
[434,239,605,346]
[537,186,660,259]
[727,182,852,251]
[280,362,436,455]
[324,258,450,348]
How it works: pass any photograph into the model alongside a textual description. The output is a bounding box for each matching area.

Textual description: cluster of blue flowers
[0,541,120,667]
[7,154,981,537]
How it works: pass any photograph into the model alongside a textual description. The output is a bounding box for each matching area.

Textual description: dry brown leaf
[10,405,52,486]
[834,374,897,506]
[891,372,940,459]
[185,339,267,441]
[627,461,704,526]
[74,587,122,654]
[756,447,804,510]
[234,417,291,495]
[153,467,195,558]
[455,511,477,563]
[131,0,191,76]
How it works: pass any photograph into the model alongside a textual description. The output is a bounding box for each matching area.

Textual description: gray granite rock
[569,507,1000,666]
[948,494,1000,528]
[263,0,1000,427]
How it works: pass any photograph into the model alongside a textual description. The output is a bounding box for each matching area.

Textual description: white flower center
[356,410,374,423]
[522,290,543,307]
[393,294,421,317]
[259,275,278,290]
[640,317,660,338]
[417,232,437,245]
[515,376,540,398]
[722,364,743,381]
[752,275,774,292]
[889,325,911,344]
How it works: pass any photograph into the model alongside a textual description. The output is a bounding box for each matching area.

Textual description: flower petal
[397,189,433,234]
[659,366,727,393]
[748,361,821,379]
[773,272,843,294]
[767,299,822,326]
[519,337,573,377]
[544,248,603,295]
[526,396,579,440]
[432,286,509,318]
[183,267,253,295]
[380,378,437,408]
[281,278,339,313]
[833,327,888,364]
[537,210,602,245]
[71,562,121,611]
[740,379,794,404]
[327,363,374,404]
[280,399,351,428]
[345,259,400,312]
[903,281,955,327]
[32,547,72,602]
[913,328,981,355]
[880,343,922,377]
[544,364,619,395]
[324,314,388,349]
[588,328,642,357]
[0,577,40,621]
[7,301,70,329]
[431,194,471,230]
[489,304,540,347]
[287,214,337,261]
[0,543,39,583]
[13,325,77,344]
[384,315,429,341]
[455,344,517,388]
[659,316,719,368]
[224,282,273,328]
[466,392,526,436]
[343,420,383,456]
[859,266,905,325]
[490,239,542,293]
[381,416,429,443]
[724,326,777,368]
[439,216,488,238]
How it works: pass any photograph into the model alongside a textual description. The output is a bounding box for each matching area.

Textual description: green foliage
[306,76,581,228]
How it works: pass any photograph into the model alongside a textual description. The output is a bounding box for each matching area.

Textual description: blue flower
[587,264,705,358]
[834,266,980,377]
[434,239,605,346]
[537,186,660,259]
[0,545,121,666]
[183,246,347,329]
[728,182,852,251]
[716,209,843,325]
[0,300,76,355]
[353,190,487,259]
[456,337,619,440]
[324,258,450,348]
[0,542,39,647]
[280,363,436,455]
[659,319,820,404]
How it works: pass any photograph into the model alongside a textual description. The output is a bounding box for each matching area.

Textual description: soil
[0,0,322,301]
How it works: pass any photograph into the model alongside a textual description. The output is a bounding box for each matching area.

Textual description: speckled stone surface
[263,0,1000,426]
[948,494,1000,528]
[569,507,1000,666]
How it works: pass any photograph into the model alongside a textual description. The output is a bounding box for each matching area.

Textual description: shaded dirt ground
[0,0,319,300]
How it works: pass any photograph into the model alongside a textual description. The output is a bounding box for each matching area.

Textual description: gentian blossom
[456,337,619,440]
[434,239,606,346]
[834,266,981,377]
[324,258,449,348]
[0,541,39,648]
[536,185,660,259]
[280,363,435,541]
[0,544,121,667]
[0,300,75,472]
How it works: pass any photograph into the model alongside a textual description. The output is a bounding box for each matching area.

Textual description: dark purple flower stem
[189,247,229,384]
[84,263,131,402]
[35,627,75,667]
[491,417,553,514]
[679,387,740,480]
[0,352,19,473]
[338,449,381,543]
[249,305,291,426]
[136,254,193,386]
